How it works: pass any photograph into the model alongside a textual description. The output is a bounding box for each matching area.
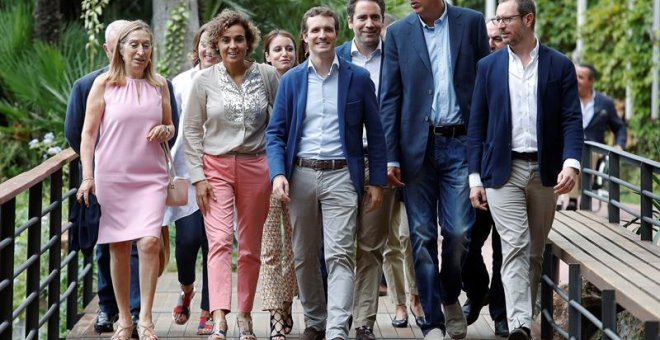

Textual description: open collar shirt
[297,55,344,160]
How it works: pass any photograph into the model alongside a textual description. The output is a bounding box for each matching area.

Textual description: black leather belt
[430,125,466,137]
[512,151,538,161]
[296,158,347,171]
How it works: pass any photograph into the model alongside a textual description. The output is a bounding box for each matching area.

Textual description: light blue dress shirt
[297,55,344,160]
[419,5,462,126]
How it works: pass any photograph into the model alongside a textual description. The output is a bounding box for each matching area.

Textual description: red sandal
[172,287,195,325]
[197,312,214,335]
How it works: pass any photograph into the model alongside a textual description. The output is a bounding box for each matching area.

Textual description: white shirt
[350,39,382,148]
[163,66,200,225]
[469,40,580,188]
[581,91,595,128]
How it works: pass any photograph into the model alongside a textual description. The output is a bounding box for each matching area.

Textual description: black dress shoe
[391,314,408,328]
[494,319,509,337]
[94,311,118,333]
[507,327,530,340]
[462,294,488,325]
[302,327,325,340]
[355,326,376,340]
[410,306,427,327]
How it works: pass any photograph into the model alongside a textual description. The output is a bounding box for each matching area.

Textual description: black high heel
[410,305,427,327]
[283,301,293,334]
[269,309,287,340]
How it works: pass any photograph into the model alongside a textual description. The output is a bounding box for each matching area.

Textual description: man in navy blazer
[63,19,179,335]
[564,63,627,209]
[467,0,583,338]
[266,7,386,340]
[379,0,489,338]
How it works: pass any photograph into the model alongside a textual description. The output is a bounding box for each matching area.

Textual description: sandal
[208,319,227,340]
[283,301,293,334]
[172,286,195,325]
[237,314,257,340]
[137,322,158,340]
[110,322,133,340]
[197,311,214,335]
[269,309,286,340]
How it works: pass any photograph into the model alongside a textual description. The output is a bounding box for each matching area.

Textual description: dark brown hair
[263,29,297,66]
[207,9,261,56]
[347,0,385,19]
[189,22,212,66]
[297,7,339,63]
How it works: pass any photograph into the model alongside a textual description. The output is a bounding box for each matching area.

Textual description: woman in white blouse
[183,9,279,340]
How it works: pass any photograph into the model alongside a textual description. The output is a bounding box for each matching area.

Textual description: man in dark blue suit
[266,7,386,340]
[467,1,583,338]
[380,0,489,338]
[64,19,179,335]
[564,63,627,209]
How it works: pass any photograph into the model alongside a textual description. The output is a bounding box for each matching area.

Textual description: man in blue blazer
[564,63,627,209]
[379,0,489,338]
[63,20,179,335]
[266,7,386,340]
[467,1,583,338]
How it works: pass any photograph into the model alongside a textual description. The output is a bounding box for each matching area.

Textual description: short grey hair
[105,19,130,43]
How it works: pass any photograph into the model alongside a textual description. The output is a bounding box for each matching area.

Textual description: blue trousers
[97,242,140,315]
[402,133,475,334]
[174,210,209,311]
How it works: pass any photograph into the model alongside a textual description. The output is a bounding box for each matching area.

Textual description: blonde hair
[106,20,162,88]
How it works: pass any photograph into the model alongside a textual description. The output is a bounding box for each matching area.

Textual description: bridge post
[0,199,16,339]
[568,264,582,339]
[541,244,557,340]
[26,183,43,338]
[48,170,63,339]
[640,163,653,241]
[607,153,620,224]
[580,143,592,211]
[644,320,659,340]
[601,289,617,340]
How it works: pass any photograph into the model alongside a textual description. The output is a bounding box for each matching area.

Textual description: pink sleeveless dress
[94,78,168,243]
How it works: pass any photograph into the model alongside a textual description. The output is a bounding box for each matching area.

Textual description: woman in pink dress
[77,20,172,340]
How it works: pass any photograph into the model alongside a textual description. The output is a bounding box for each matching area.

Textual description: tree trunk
[34,0,63,44]
[153,0,200,77]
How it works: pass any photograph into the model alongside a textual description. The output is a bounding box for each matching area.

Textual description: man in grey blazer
[380,0,489,338]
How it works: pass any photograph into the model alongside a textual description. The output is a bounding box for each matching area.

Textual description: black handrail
[0,149,93,339]
[580,140,660,240]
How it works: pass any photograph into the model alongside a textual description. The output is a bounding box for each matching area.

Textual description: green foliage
[0,2,101,180]
[536,0,576,54]
[452,0,484,12]
[581,0,657,160]
[157,2,190,78]
[81,0,110,69]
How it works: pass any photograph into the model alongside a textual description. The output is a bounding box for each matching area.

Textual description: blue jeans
[402,133,475,334]
[97,242,140,316]
[174,210,209,311]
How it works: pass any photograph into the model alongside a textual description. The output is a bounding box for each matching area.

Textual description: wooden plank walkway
[67,272,501,339]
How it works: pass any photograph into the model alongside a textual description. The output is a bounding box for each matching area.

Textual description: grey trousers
[353,186,394,328]
[486,159,556,331]
[289,166,358,339]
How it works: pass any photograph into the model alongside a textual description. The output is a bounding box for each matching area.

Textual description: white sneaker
[424,328,446,340]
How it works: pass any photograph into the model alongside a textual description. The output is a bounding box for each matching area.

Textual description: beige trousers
[486,159,556,331]
[382,200,418,306]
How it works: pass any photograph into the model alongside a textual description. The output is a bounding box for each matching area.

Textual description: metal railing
[580,140,660,241]
[539,141,660,340]
[0,148,93,339]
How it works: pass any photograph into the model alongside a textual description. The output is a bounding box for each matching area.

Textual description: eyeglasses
[490,14,523,26]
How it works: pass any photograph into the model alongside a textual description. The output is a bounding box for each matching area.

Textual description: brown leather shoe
[302,327,325,340]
